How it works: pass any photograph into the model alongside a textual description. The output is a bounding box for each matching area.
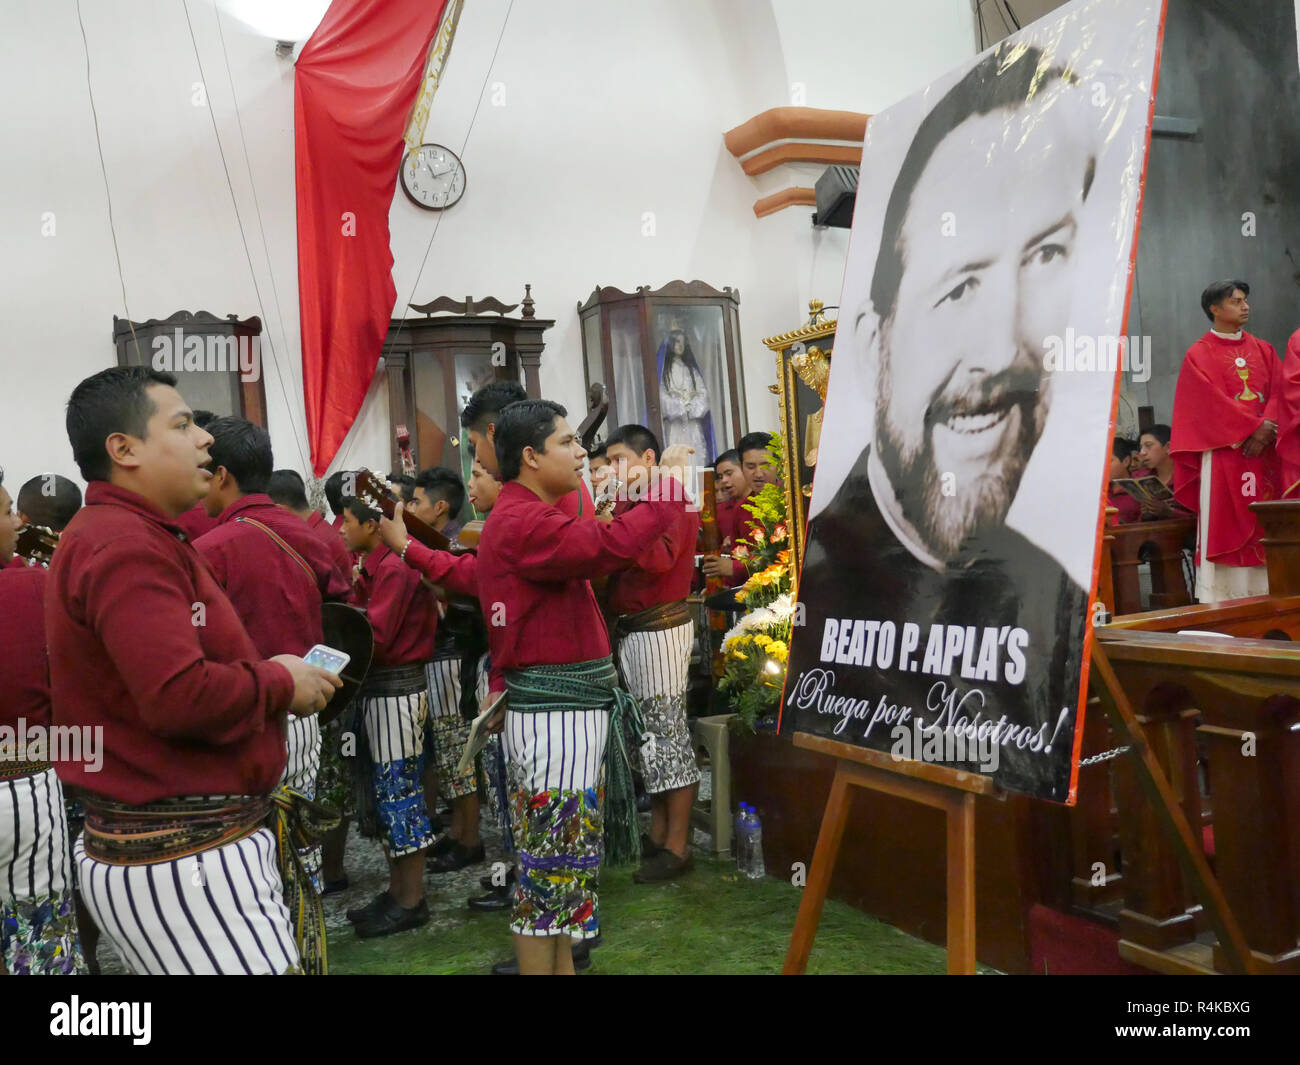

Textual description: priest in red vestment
[1170,280,1279,602]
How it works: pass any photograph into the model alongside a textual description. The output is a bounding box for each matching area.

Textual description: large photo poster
[780,0,1167,802]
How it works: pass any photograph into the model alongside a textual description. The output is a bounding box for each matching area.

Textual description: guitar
[697,470,729,677]
[353,470,476,555]
[395,424,416,477]
[15,524,59,568]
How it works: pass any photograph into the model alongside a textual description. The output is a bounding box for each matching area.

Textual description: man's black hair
[268,468,310,510]
[1143,423,1171,448]
[1111,437,1137,462]
[192,409,217,429]
[414,466,466,517]
[495,399,566,482]
[325,470,348,517]
[587,440,608,462]
[206,416,273,495]
[347,496,382,525]
[738,431,773,457]
[17,474,83,531]
[461,380,529,432]
[605,423,661,463]
[870,43,1089,324]
[1201,280,1249,323]
[714,448,741,468]
[389,472,416,504]
[65,366,179,483]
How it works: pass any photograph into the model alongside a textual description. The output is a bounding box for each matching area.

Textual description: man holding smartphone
[47,368,340,975]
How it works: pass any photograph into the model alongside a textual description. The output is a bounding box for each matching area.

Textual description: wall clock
[399,143,466,210]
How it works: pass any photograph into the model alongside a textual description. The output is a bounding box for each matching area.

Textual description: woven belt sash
[613,598,692,638]
[0,758,53,783]
[83,791,339,975]
[271,786,341,977]
[82,794,272,865]
[361,662,427,698]
[503,656,645,867]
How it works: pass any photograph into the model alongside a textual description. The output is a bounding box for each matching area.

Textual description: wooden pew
[1095,623,1300,973]
[1107,516,1195,615]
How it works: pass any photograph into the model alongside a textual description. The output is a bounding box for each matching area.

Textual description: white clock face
[401,144,466,210]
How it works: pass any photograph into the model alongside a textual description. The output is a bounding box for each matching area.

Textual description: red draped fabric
[295,0,448,475]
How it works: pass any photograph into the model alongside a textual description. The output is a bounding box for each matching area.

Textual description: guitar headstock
[353,471,397,520]
[15,523,59,568]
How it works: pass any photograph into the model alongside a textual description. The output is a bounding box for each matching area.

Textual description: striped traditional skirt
[1,767,85,974]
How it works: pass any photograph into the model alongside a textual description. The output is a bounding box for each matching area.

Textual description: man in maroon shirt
[267,467,354,590]
[47,367,340,975]
[474,399,687,975]
[195,419,352,822]
[0,469,86,974]
[461,380,595,518]
[403,467,486,872]
[342,496,444,937]
[604,425,702,882]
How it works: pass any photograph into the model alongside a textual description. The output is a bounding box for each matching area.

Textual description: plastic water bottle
[742,807,765,880]
[733,803,750,869]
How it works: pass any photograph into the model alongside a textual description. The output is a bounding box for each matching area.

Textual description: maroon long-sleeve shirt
[305,509,353,593]
[195,495,351,658]
[607,482,700,615]
[46,483,294,803]
[350,544,440,668]
[475,481,679,693]
[0,565,51,734]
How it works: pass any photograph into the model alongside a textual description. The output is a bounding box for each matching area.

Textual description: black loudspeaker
[812,165,860,228]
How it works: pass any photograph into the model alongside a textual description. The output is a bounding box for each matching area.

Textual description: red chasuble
[1170,331,1280,566]
[1274,328,1300,498]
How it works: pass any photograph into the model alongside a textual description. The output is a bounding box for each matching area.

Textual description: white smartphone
[304,644,350,675]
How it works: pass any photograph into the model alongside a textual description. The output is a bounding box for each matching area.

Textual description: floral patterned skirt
[504,709,608,939]
[2,769,86,974]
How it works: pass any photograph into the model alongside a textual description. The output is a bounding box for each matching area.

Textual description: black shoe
[640,833,662,859]
[354,896,430,939]
[427,835,458,860]
[467,889,510,912]
[346,891,393,923]
[633,848,695,884]
[480,867,517,892]
[427,841,486,874]
[320,875,349,897]
[490,941,592,974]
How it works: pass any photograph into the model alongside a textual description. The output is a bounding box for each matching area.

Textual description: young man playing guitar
[47,367,340,974]
[603,424,702,882]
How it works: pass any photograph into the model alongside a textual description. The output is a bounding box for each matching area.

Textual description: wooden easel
[782,734,999,974]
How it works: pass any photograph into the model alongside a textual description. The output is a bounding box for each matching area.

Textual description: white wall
[0,0,974,494]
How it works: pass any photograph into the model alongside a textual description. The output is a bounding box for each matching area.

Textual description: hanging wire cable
[382,0,516,363]
[1002,1,1023,31]
[181,0,311,473]
[212,5,303,457]
[76,0,139,356]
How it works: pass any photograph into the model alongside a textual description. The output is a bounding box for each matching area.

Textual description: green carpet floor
[327,853,955,975]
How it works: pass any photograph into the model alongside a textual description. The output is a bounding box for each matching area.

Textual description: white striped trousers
[281,714,322,798]
[505,710,609,794]
[618,621,694,700]
[361,691,428,766]
[74,827,299,975]
[2,768,73,904]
